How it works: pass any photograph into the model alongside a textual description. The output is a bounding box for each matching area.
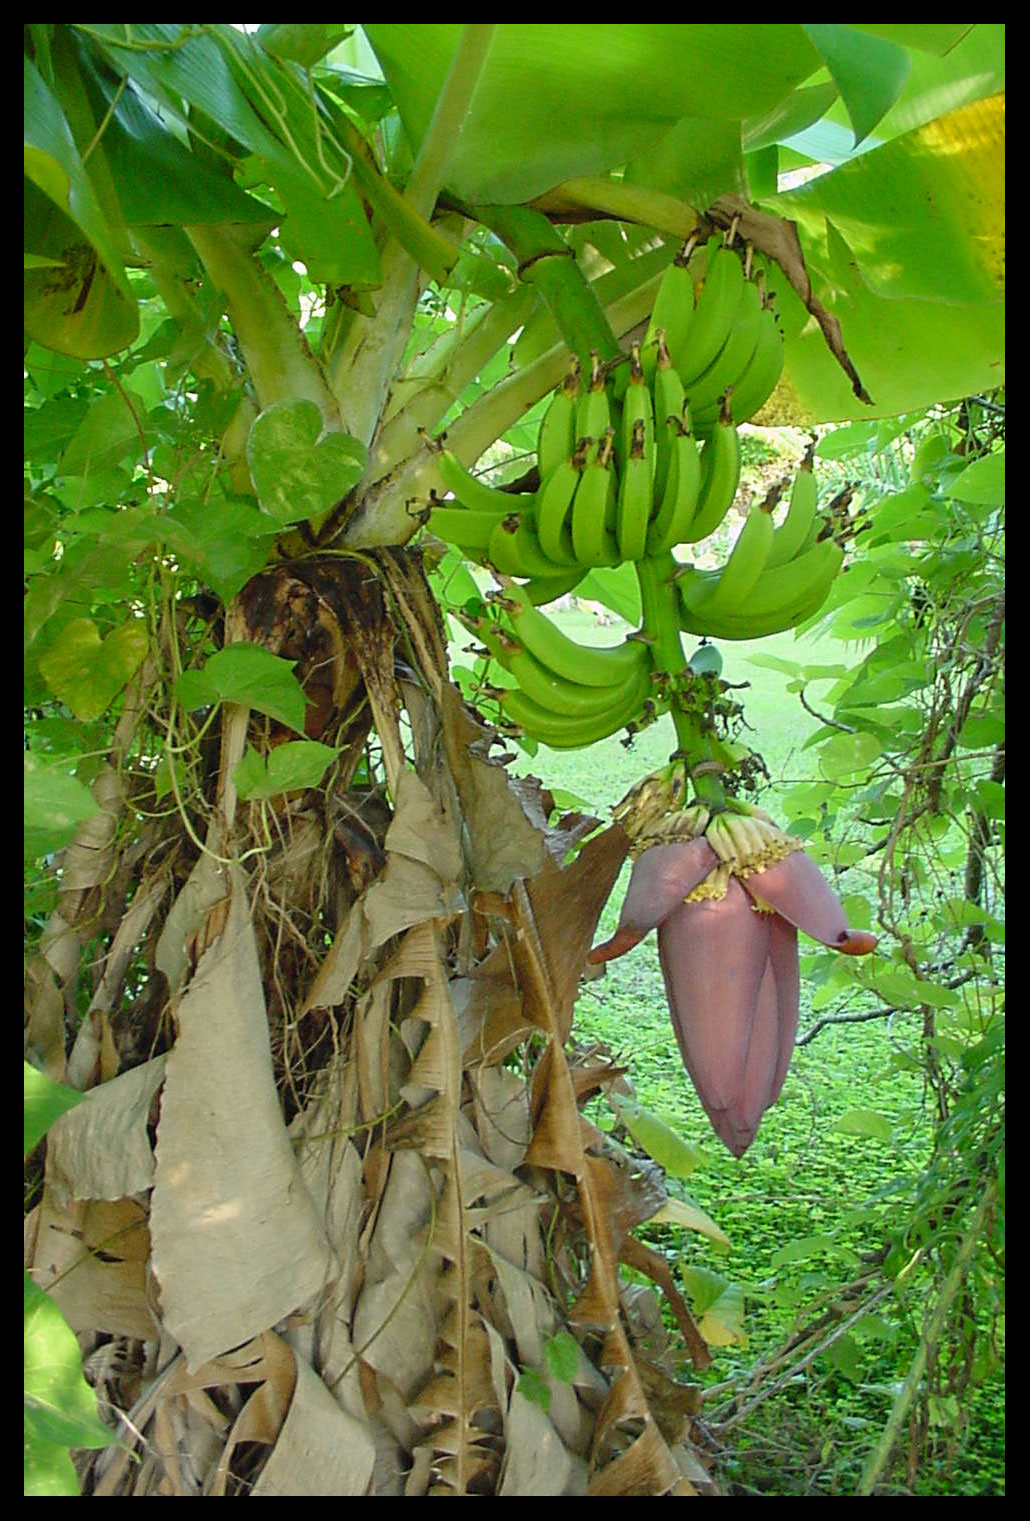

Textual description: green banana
[679,503,775,617]
[701,293,784,429]
[499,581,649,688]
[619,345,655,477]
[682,277,761,422]
[646,416,703,553]
[571,429,620,567]
[469,617,643,719]
[520,567,588,605]
[677,538,843,638]
[641,247,697,384]
[652,333,687,501]
[426,505,509,554]
[765,454,818,568]
[536,360,582,482]
[675,236,745,386]
[680,399,741,543]
[498,662,653,749]
[575,350,610,442]
[435,446,535,516]
[536,438,591,566]
[488,514,567,578]
[616,418,653,562]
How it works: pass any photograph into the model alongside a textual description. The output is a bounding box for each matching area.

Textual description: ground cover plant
[25,24,1002,1497]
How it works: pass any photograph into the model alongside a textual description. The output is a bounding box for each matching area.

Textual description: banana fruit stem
[474,203,621,373]
[636,554,727,808]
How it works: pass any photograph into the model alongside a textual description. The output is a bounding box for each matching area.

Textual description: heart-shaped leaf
[247,400,367,526]
[175,643,308,733]
[680,1266,748,1348]
[234,740,339,800]
[38,617,148,722]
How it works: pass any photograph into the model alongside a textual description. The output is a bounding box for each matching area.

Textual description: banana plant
[24,23,1003,1500]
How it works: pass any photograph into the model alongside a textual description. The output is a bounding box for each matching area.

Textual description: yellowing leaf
[647,1195,731,1249]
[38,617,148,722]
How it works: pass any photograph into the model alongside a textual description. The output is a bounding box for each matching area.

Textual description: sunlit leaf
[38,616,148,721]
[23,754,99,863]
[949,451,1005,506]
[24,1272,118,1455]
[832,1109,894,1143]
[647,1195,732,1249]
[366,23,820,203]
[609,1092,705,1180]
[818,730,882,780]
[247,399,368,527]
[257,23,353,69]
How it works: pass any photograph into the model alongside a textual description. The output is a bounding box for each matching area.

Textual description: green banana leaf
[365,24,823,204]
[763,92,1004,424]
[24,56,138,357]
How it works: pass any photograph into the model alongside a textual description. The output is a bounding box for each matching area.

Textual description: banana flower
[588,816,877,1157]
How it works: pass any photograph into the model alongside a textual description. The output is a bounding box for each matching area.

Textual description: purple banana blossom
[588,837,877,1157]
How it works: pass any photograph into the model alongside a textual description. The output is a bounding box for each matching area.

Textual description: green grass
[450,603,1004,1496]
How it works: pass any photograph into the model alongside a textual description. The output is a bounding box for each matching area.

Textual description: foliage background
[25,23,1003,1497]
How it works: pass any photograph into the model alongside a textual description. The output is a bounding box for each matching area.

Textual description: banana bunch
[674,457,844,640]
[420,234,842,744]
[459,579,656,749]
[425,234,784,590]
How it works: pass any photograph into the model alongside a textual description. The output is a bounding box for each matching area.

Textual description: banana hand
[641,249,696,385]
[683,278,761,423]
[698,293,784,430]
[435,445,535,516]
[536,440,591,566]
[498,580,649,688]
[652,332,686,501]
[575,350,611,442]
[677,538,844,638]
[489,515,569,579]
[499,662,654,749]
[571,429,620,567]
[616,418,653,562]
[765,453,817,568]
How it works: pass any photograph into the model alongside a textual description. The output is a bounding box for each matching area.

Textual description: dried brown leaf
[499,1390,577,1496]
[439,682,546,894]
[250,1350,376,1496]
[383,768,463,883]
[155,851,229,994]
[516,825,630,1042]
[298,900,366,1015]
[30,1194,158,1341]
[45,1054,167,1212]
[150,876,334,1371]
[587,1413,687,1497]
[619,1236,712,1373]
